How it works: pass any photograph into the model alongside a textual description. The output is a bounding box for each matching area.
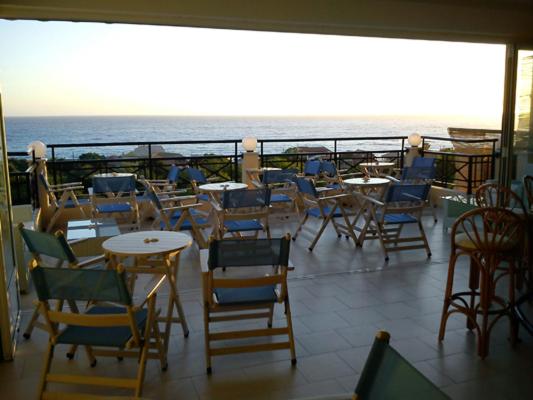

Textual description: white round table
[198,182,248,192]
[344,177,390,197]
[93,172,136,179]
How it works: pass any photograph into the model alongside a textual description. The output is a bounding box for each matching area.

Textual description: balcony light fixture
[242,136,257,152]
[27,140,47,158]
[408,132,422,147]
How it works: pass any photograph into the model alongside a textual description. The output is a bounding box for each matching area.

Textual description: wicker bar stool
[438,207,525,358]
[476,183,530,289]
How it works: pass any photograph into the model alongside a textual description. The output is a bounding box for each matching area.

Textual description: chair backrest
[146,185,163,211]
[184,167,207,184]
[451,207,524,256]
[31,266,132,304]
[475,183,527,214]
[295,177,318,198]
[401,166,436,181]
[385,183,430,203]
[411,157,436,168]
[167,165,181,184]
[19,225,77,264]
[354,331,449,399]
[320,161,338,177]
[222,188,271,209]
[303,159,322,176]
[92,175,136,195]
[208,237,290,270]
[262,169,298,185]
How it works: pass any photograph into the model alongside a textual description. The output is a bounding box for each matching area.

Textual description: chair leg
[439,252,458,341]
[84,346,97,367]
[284,298,297,365]
[292,214,309,240]
[203,304,212,374]
[38,343,55,398]
[418,221,432,257]
[309,217,331,251]
[267,304,274,328]
[23,305,41,339]
[135,337,149,398]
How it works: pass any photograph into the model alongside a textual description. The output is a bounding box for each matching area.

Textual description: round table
[103,231,192,351]
[359,162,395,177]
[93,172,136,178]
[344,177,390,196]
[198,182,248,192]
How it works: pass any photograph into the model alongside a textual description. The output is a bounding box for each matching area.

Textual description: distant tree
[79,152,105,160]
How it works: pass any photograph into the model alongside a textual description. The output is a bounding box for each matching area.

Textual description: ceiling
[0,0,532,44]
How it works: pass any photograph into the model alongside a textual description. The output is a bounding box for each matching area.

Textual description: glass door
[0,89,18,360]
[513,50,533,186]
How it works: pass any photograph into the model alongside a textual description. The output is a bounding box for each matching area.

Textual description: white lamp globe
[408,132,422,147]
[242,136,257,152]
[27,141,47,158]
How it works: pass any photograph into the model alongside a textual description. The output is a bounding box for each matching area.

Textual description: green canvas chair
[19,223,106,339]
[293,331,449,400]
[32,265,166,399]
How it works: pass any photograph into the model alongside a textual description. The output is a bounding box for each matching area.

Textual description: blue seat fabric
[197,193,209,202]
[271,194,292,203]
[224,220,263,232]
[57,306,147,347]
[96,203,132,213]
[161,213,208,231]
[214,285,277,306]
[61,198,91,208]
[307,206,343,218]
[379,213,418,224]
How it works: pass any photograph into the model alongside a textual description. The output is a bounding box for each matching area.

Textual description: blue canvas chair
[146,184,209,248]
[39,172,90,232]
[293,177,358,251]
[183,166,218,202]
[144,164,183,193]
[32,264,166,399]
[303,159,322,177]
[200,236,296,374]
[356,183,431,261]
[213,188,272,239]
[91,175,140,230]
[18,224,106,339]
[319,160,361,190]
[292,331,449,400]
[251,169,298,214]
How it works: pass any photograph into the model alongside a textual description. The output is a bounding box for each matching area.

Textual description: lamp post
[27,140,47,159]
[405,132,422,167]
[241,136,259,186]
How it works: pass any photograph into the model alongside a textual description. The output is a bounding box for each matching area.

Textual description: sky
[0,20,506,121]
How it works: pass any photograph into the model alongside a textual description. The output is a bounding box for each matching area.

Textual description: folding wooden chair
[39,172,90,233]
[252,169,298,215]
[200,236,296,374]
[146,184,209,248]
[144,164,182,193]
[18,224,105,339]
[91,175,140,230]
[319,160,361,191]
[292,177,358,251]
[212,188,272,239]
[183,166,217,203]
[356,183,432,261]
[31,265,166,399]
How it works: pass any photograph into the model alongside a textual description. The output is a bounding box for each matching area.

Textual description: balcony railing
[7,135,499,205]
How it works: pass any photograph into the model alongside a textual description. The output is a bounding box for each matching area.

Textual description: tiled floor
[1,212,533,399]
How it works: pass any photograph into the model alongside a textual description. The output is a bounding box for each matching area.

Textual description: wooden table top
[103,230,192,256]
[344,177,391,186]
[199,182,248,192]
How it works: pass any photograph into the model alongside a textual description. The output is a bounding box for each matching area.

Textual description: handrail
[422,136,498,143]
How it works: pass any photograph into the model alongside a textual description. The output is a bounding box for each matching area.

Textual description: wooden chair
[439,207,525,358]
[18,224,105,339]
[356,183,431,261]
[31,264,166,399]
[183,166,218,203]
[252,169,298,215]
[212,188,272,239]
[319,160,360,191]
[91,175,140,230]
[292,177,358,251]
[39,172,90,232]
[146,184,209,248]
[200,236,296,374]
[144,164,183,193]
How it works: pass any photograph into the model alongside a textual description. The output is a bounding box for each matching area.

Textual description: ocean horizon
[4,115,500,158]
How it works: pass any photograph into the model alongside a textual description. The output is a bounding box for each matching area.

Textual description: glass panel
[513,50,533,197]
[0,91,18,360]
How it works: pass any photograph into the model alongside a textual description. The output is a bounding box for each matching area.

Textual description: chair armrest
[402,193,423,201]
[50,181,83,188]
[161,203,201,212]
[137,275,167,309]
[200,249,210,274]
[384,175,400,183]
[353,192,385,207]
[159,194,197,202]
[76,254,106,268]
[319,193,350,202]
[50,185,85,192]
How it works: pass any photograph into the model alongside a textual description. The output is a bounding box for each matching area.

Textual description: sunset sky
[0,20,506,121]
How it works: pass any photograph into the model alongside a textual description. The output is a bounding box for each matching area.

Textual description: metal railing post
[234,142,239,181]
[400,138,405,169]
[467,156,473,195]
[148,144,153,179]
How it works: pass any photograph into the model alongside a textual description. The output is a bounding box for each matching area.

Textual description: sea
[4,115,499,159]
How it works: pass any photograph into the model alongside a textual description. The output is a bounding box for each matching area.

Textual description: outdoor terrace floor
[1,211,533,399]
